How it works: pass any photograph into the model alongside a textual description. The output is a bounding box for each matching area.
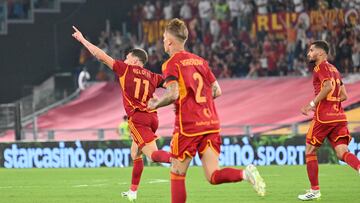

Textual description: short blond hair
[165,18,188,42]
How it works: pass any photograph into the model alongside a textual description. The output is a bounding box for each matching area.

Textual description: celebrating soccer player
[72,26,171,202]
[299,40,360,201]
[147,19,266,203]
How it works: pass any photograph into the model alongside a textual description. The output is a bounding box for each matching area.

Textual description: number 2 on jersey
[133,78,149,102]
[326,78,341,102]
[193,72,206,103]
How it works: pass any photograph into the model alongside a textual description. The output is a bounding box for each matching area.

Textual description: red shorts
[128,111,159,148]
[170,132,221,161]
[306,120,352,148]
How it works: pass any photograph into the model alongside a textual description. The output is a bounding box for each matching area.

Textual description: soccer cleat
[121,190,137,202]
[245,164,266,196]
[298,189,321,201]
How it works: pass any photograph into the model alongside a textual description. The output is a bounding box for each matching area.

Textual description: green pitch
[0,165,358,203]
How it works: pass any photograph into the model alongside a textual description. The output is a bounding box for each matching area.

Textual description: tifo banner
[142,19,170,45]
[1,135,359,169]
[252,9,358,34]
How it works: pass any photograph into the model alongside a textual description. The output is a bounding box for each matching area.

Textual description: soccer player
[299,40,360,201]
[147,19,266,203]
[72,26,171,202]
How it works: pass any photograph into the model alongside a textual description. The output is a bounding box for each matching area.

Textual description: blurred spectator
[84,0,360,80]
[227,0,240,28]
[255,0,268,14]
[180,0,193,22]
[352,36,360,73]
[143,1,155,20]
[198,0,212,34]
[163,1,173,20]
[214,0,230,20]
[154,0,162,20]
[293,0,305,12]
[210,16,220,41]
[117,115,130,141]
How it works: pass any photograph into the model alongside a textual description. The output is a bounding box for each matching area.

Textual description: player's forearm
[154,82,179,109]
[339,85,348,102]
[80,39,114,68]
[313,86,332,105]
[212,81,222,99]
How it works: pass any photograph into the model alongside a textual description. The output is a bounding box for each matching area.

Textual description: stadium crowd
[79,0,360,80]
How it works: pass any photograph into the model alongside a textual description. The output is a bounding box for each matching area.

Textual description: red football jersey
[113,60,164,116]
[312,60,347,123]
[162,51,220,137]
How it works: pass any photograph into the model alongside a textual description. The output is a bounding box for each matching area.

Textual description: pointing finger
[72,26,79,32]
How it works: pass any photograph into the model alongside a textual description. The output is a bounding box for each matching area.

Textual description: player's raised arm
[211,81,222,99]
[339,84,348,102]
[147,81,179,110]
[72,26,115,69]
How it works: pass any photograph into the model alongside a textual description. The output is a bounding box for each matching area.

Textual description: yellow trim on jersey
[314,65,320,72]
[333,134,352,143]
[119,66,129,89]
[128,119,144,145]
[171,133,179,156]
[162,54,177,73]
[177,65,221,137]
[199,139,220,156]
[306,120,315,140]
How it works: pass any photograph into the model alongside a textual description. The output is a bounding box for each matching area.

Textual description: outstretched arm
[147,81,179,110]
[72,26,115,69]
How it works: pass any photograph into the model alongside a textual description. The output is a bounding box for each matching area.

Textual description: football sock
[130,157,144,192]
[210,168,244,185]
[171,172,186,203]
[306,153,319,190]
[342,152,360,171]
[151,150,171,163]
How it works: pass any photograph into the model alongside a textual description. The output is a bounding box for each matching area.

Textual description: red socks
[130,157,144,191]
[151,150,171,163]
[306,154,319,190]
[342,152,360,171]
[171,172,186,203]
[210,168,244,185]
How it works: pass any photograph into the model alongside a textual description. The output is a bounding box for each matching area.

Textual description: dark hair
[311,40,329,55]
[165,18,188,42]
[129,48,148,65]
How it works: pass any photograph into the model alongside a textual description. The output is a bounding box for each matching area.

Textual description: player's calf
[209,168,244,185]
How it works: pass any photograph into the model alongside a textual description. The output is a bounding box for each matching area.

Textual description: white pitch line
[147,179,169,184]
[0,186,13,189]
[72,183,107,188]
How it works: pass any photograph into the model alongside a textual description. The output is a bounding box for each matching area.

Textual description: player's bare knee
[306,144,317,155]
[131,151,138,160]
[335,147,348,160]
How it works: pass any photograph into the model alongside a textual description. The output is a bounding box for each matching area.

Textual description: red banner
[252,9,349,34]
